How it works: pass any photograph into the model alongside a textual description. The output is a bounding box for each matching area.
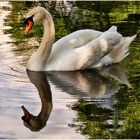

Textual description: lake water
[0,1,140,139]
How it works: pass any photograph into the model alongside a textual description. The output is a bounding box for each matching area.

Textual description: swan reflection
[22,70,53,131]
[21,64,131,131]
[47,64,131,98]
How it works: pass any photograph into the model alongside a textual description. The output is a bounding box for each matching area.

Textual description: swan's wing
[107,25,117,32]
[53,29,102,49]
[46,26,134,71]
[92,34,137,68]
[46,29,102,70]
[75,28,123,69]
[46,27,123,71]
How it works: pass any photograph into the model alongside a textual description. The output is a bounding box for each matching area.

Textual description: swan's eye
[24,15,34,35]
[22,116,31,125]
[24,15,34,25]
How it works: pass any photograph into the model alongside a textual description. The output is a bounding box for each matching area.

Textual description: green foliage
[115,102,140,138]
[72,100,113,139]
[54,18,71,40]
[6,2,33,53]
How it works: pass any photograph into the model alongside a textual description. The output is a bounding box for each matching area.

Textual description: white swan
[24,7,136,71]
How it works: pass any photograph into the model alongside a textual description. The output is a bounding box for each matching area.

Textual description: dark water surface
[0,1,140,139]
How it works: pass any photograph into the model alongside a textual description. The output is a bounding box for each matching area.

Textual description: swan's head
[24,6,48,35]
[21,106,45,131]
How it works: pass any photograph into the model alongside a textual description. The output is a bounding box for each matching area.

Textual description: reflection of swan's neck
[22,71,53,131]
[27,11,55,71]
[38,85,52,122]
[30,71,53,122]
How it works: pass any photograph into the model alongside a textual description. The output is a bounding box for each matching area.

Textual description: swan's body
[46,29,102,71]
[24,7,136,71]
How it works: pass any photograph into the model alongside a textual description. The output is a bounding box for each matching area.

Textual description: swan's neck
[38,13,55,59]
[27,11,55,71]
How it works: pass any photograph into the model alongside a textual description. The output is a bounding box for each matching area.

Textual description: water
[0,1,140,139]
[0,2,84,139]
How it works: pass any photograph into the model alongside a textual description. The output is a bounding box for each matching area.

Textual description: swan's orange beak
[24,20,33,35]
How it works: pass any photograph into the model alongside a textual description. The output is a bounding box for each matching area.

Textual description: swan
[24,6,136,71]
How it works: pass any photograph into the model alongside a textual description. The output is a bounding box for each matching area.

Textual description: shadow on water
[21,64,131,134]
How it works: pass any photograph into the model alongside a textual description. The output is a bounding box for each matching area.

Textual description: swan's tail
[92,34,137,68]
[109,34,137,63]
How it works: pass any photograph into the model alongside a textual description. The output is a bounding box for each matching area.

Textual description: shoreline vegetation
[6,1,140,139]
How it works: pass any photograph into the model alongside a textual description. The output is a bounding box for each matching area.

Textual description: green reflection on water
[6,1,140,139]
